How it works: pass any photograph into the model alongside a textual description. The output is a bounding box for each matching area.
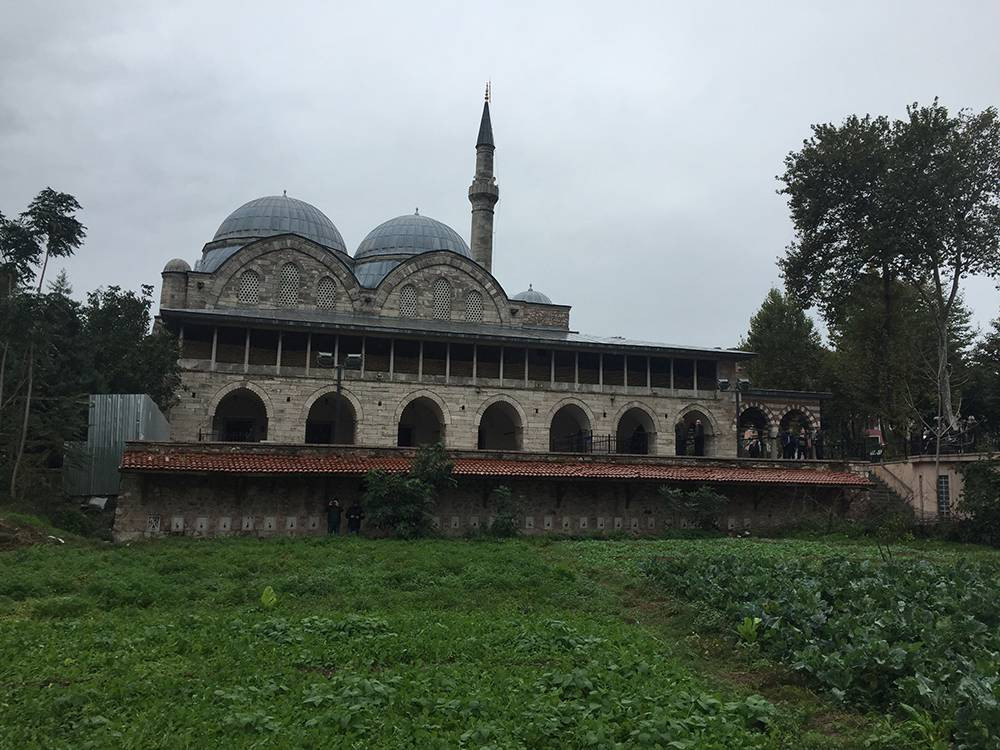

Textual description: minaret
[469,84,499,273]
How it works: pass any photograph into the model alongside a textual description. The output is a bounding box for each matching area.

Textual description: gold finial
[485,80,491,103]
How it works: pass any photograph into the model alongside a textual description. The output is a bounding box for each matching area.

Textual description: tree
[83,284,180,411]
[8,189,86,497]
[965,317,1000,443]
[363,443,455,538]
[740,288,826,390]
[780,101,1000,447]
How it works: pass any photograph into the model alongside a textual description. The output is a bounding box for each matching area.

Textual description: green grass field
[1,532,996,748]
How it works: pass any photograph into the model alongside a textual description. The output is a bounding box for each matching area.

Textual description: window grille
[400,285,417,317]
[277,264,300,307]
[316,276,337,309]
[937,474,951,518]
[237,270,260,305]
[432,278,451,319]
[465,290,484,322]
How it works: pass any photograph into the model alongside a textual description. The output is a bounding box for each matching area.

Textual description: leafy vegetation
[639,541,1000,748]
[363,443,455,538]
[2,535,967,748]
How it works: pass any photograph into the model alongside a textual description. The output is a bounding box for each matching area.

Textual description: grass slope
[1,536,981,748]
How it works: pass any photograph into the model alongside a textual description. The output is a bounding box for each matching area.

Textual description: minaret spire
[469,84,499,272]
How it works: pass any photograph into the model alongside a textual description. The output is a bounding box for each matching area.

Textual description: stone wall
[514,302,571,329]
[168,365,741,456]
[114,468,856,542]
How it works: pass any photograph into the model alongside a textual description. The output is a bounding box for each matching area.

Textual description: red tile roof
[121,449,869,487]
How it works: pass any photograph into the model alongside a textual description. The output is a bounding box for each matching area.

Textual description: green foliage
[486,485,519,538]
[362,471,435,539]
[740,288,825,391]
[958,460,1000,546]
[659,485,729,530]
[259,585,277,610]
[364,443,457,539]
[642,545,1000,748]
[0,538,808,748]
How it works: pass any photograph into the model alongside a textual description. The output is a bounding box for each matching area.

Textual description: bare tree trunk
[10,340,33,499]
[35,249,50,294]
[0,340,7,432]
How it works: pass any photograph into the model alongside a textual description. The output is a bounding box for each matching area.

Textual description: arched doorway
[398,397,445,447]
[478,401,523,450]
[779,410,813,460]
[739,406,770,458]
[678,410,713,456]
[616,407,655,455]
[305,393,356,445]
[550,403,592,452]
[213,388,268,442]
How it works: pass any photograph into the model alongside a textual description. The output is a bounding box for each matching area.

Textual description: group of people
[325,498,365,535]
[740,423,823,460]
[674,418,707,456]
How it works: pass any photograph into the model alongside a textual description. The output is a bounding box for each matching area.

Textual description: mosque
[113,94,868,540]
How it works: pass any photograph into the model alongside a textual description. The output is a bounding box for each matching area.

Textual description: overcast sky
[2,1,998,347]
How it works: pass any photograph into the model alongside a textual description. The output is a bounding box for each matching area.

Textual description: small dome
[355,213,470,260]
[512,284,552,304]
[163,258,191,272]
[212,195,347,253]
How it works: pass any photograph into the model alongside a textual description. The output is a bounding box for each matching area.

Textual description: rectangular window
[578,352,600,385]
[423,341,447,376]
[527,349,551,382]
[650,357,670,388]
[477,346,500,379]
[180,324,213,360]
[365,337,391,373]
[503,347,525,385]
[450,343,474,378]
[626,355,648,387]
[603,354,624,386]
[937,474,951,518]
[248,330,279,366]
[674,358,694,390]
[696,360,717,389]
[554,350,576,383]
[215,327,246,364]
[394,339,420,374]
[281,332,308,368]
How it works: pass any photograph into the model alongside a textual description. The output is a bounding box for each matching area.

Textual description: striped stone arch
[737,401,779,430]
[611,401,662,436]
[778,404,819,430]
[207,381,275,422]
[393,389,453,427]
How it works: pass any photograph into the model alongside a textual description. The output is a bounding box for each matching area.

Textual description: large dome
[212,195,347,253]
[355,213,470,260]
[353,213,471,288]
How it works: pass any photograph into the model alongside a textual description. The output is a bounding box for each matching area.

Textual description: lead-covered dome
[213,195,347,253]
[512,285,553,304]
[355,213,470,260]
[353,213,471,287]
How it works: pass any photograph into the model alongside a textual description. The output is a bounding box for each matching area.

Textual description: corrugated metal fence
[63,394,170,496]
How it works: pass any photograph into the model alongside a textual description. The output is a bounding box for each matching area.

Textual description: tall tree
[8,188,86,498]
[740,288,826,390]
[780,101,1000,442]
[83,284,181,410]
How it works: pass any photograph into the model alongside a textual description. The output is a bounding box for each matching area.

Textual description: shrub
[658,485,729,530]
[487,486,519,538]
[958,459,1000,546]
[363,444,455,538]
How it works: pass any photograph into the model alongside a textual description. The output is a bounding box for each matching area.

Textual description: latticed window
[465,290,484,322]
[316,276,337,309]
[432,278,451,320]
[277,263,300,307]
[237,270,260,305]
[937,474,951,518]
[400,285,417,317]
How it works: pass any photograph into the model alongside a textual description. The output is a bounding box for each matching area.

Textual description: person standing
[675,420,687,456]
[345,501,365,535]
[326,498,342,536]
[694,419,705,457]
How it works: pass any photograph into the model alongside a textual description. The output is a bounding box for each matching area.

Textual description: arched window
[237,270,260,305]
[465,290,484,322]
[316,276,337,309]
[432,278,451,320]
[277,263,300,307]
[400,284,417,317]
